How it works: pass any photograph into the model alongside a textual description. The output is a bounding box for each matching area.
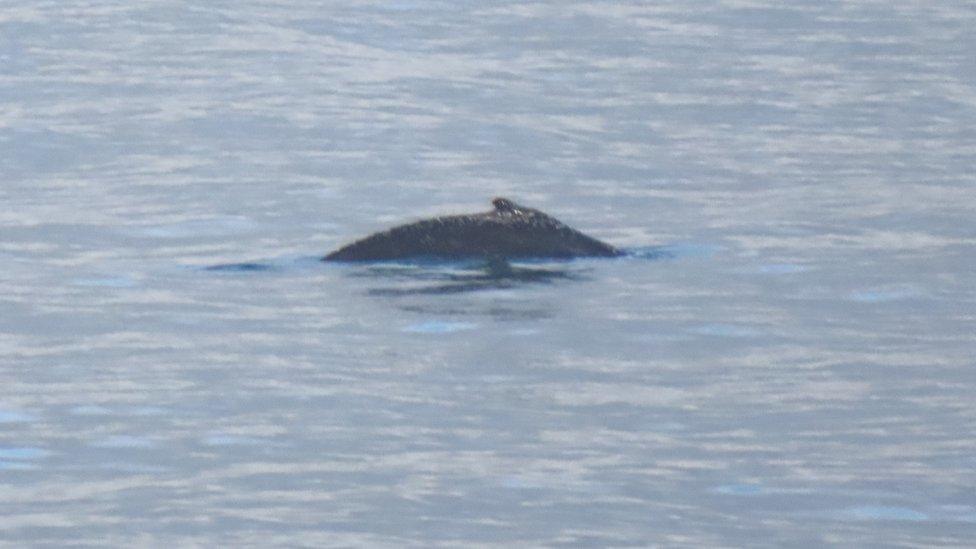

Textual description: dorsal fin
[492,197,521,214]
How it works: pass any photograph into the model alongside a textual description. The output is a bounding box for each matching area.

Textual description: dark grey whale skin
[323,198,622,261]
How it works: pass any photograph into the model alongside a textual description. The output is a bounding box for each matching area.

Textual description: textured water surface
[2,0,975,546]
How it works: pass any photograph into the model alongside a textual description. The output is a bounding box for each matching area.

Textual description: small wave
[403,321,478,333]
[136,217,257,239]
[624,243,718,260]
[0,409,36,423]
[204,262,278,273]
[0,447,51,460]
[202,255,325,274]
[840,505,928,522]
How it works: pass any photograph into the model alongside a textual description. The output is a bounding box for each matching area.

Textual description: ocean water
[2,0,975,546]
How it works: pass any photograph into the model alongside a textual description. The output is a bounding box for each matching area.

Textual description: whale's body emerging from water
[324,198,621,261]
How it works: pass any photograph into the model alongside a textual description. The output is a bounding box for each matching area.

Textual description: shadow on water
[198,247,679,320]
[360,259,581,297]
[199,247,679,297]
[346,246,679,296]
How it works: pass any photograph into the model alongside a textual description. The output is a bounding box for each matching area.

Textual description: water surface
[2,0,975,546]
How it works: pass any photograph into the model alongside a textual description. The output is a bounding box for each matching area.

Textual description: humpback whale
[324,198,621,261]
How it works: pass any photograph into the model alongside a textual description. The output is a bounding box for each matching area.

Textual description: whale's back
[324,198,620,261]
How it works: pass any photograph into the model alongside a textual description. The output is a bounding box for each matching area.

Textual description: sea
[2,0,975,546]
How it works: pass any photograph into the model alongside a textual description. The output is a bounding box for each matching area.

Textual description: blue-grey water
[2,1,975,546]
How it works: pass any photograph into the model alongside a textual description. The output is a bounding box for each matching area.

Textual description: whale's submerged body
[324,198,621,261]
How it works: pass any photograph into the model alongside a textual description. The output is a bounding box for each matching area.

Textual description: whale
[323,198,622,261]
